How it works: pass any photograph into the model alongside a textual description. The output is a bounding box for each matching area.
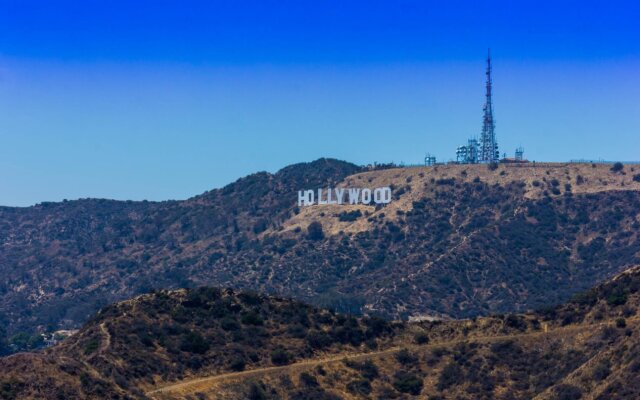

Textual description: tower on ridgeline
[478,49,499,163]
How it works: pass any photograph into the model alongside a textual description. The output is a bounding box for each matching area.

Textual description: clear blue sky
[1,1,639,206]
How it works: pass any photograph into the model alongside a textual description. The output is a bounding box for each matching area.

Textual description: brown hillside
[283,162,640,236]
[1,160,639,338]
[1,266,639,399]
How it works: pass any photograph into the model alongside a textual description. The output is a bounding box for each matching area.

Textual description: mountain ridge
[1,265,640,399]
[1,159,639,338]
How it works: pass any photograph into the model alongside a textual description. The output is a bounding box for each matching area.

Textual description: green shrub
[229,355,246,371]
[238,291,263,306]
[241,311,264,326]
[83,338,100,355]
[436,178,455,185]
[346,379,372,396]
[504,315,527,331]
[345,359,379,380]
[606,292,628,306]
[395,348,418,365]
[288,324,308,339]
[270,347,291,365]
[299,372,318,387]
[10,332,44,352]
[338,210,362,222]
[247,382,268,400]
[571,290,598,306]
[437,362,464,390]
[180,331,209,354]
[552,384,582,400]
[307,222,324,240]
[610,162,624,172]
[592,361,610,381]
[393,371,423,395]
[306,330,333,349]
[414,332,429,344]
[0,380,23,400]
[221,317,241,331]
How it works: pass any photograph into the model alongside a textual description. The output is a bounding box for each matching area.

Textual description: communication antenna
[478,49,499,163]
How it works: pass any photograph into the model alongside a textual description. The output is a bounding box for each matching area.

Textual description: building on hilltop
[456,138,479,164]
[424,153,437,166]
[515,146,524,161]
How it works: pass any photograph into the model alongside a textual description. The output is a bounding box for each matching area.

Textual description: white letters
[327,188,337,204]
[317,188,328,205]
[374,187,392,204]
[298,187,392,207]
[361,188,371,204]
[335,188,345,204]
[298,190,315,206]
[348,188,361,204]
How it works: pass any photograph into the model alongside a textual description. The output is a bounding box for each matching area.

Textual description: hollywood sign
[298,187,392,207]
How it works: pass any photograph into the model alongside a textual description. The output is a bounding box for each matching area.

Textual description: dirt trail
[146,322,602,398]
[532,318,640,400]
[99,322,111,353]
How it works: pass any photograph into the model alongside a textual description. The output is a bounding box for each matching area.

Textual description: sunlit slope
[1,267,640,399]
[1,160,639,335]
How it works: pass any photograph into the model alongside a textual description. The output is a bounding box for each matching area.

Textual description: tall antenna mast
[479,49,499,163]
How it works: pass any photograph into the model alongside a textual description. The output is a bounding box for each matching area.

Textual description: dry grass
[279,163,640,236]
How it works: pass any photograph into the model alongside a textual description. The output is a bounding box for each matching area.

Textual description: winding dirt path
[146,321,603,398]
[99,322,111,353]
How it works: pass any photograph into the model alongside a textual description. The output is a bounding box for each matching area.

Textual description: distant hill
[1,267,639,399]
[1,159,640,337]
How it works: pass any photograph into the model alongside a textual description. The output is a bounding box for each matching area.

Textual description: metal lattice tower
[478,49,499,163]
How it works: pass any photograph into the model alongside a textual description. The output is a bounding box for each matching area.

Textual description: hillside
[1,159,640,338]
[1,267,640,399]
[0,288,400,399]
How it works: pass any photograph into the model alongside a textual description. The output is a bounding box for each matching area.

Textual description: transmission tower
[478,49,499,163]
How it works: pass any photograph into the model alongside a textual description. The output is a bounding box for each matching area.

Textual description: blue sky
[1,1,639,206]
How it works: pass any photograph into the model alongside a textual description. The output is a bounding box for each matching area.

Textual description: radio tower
[478,49,499,163]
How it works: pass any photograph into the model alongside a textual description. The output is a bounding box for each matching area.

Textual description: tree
[307,221,324,241]
[10,332,44,352]
[610,162,624,172]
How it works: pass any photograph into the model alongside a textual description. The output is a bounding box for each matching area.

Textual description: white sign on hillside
[297,187,392,207]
